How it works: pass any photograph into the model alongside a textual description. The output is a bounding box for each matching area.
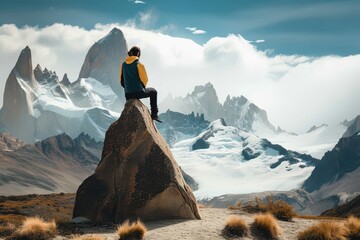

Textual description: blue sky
[1,0,359,56]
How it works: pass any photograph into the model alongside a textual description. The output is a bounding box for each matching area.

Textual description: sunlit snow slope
[172,119,317,199]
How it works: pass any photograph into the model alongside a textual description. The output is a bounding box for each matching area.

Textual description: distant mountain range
[0,28,126,143]
[199,116,360,215]
[300,116,360,214]
[0,132,102,195]
[0,27,287,145]
[160,82,279,137]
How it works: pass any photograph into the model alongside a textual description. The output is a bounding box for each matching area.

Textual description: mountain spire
[78,27,128,99]
[14,46,36,86]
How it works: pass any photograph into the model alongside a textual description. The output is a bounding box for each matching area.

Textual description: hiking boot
[151,113,163,123]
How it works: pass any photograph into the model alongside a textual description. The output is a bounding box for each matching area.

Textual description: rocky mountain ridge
[0,132,102,195]
[160,82,278,136]
[0,28,126,143]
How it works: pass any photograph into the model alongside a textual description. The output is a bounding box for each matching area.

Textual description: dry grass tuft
[8,216,57,240]
[252,213,281,239]
[70,234,105,240]
[227,201,242,210]
[297,221,347,240]
[344,216,360,240]
[0,193,75,226]
[116,219,147,240]
[222,215,249,237]
[244,196,296,221]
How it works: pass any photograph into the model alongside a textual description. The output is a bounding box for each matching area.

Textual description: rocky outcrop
[73,99,201,223]
[321,193,360,217]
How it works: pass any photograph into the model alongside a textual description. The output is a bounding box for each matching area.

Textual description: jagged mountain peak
[192,82,216,95]
[78,27,128,99]
[35,63,42,71]
[14,46,36,85]
[61,73,71,86]
[224,95,249,105]
[34,65,59,83]
[307,124,328,133]
[109,27,123,35]
[97,27,126,45]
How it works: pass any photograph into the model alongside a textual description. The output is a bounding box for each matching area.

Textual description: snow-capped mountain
[221,95,277,136]
[160,83,222,121]
[156,110,210,146]
[0,28,127,143]
[171,119,318,199]
[74,27,127,111]
[267,122,348,159]
[160,82,278,136]
[298,123,360,214]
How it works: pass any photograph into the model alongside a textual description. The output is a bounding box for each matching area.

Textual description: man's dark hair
[128,46,141,57]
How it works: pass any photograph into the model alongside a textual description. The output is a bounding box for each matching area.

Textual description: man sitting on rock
[120,46,162,123]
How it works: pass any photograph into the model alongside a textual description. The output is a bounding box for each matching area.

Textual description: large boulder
[73,99,201,223]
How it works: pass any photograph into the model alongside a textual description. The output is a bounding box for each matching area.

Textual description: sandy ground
[54,208,327,240]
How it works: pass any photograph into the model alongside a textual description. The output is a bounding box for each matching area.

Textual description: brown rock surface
[73,99,201,223]
[0,46,36,142]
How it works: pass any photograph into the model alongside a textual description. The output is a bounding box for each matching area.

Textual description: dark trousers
[125,88,158,115]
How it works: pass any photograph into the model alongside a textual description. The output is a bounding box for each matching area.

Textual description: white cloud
[185,27,207,35]
[185,27,197,31]
[129,0,146,4]
[192,29,207,35]
[0,23,359,134]
[255,39,265,43]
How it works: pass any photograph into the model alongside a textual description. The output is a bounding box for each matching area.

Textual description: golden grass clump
[70,234,105,240]
[243,197,267,213]
[243,196,296,221]
[267,199,296,221]
[253,213,282,239]
[227,201,242,210]
[297,221,347,240]
[8,216,57,240]
[116,219,147,240]
[344,216,360,240]
[222,215,249,237]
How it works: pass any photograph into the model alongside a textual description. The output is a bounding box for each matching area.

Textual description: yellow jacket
[120,56,148,92]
